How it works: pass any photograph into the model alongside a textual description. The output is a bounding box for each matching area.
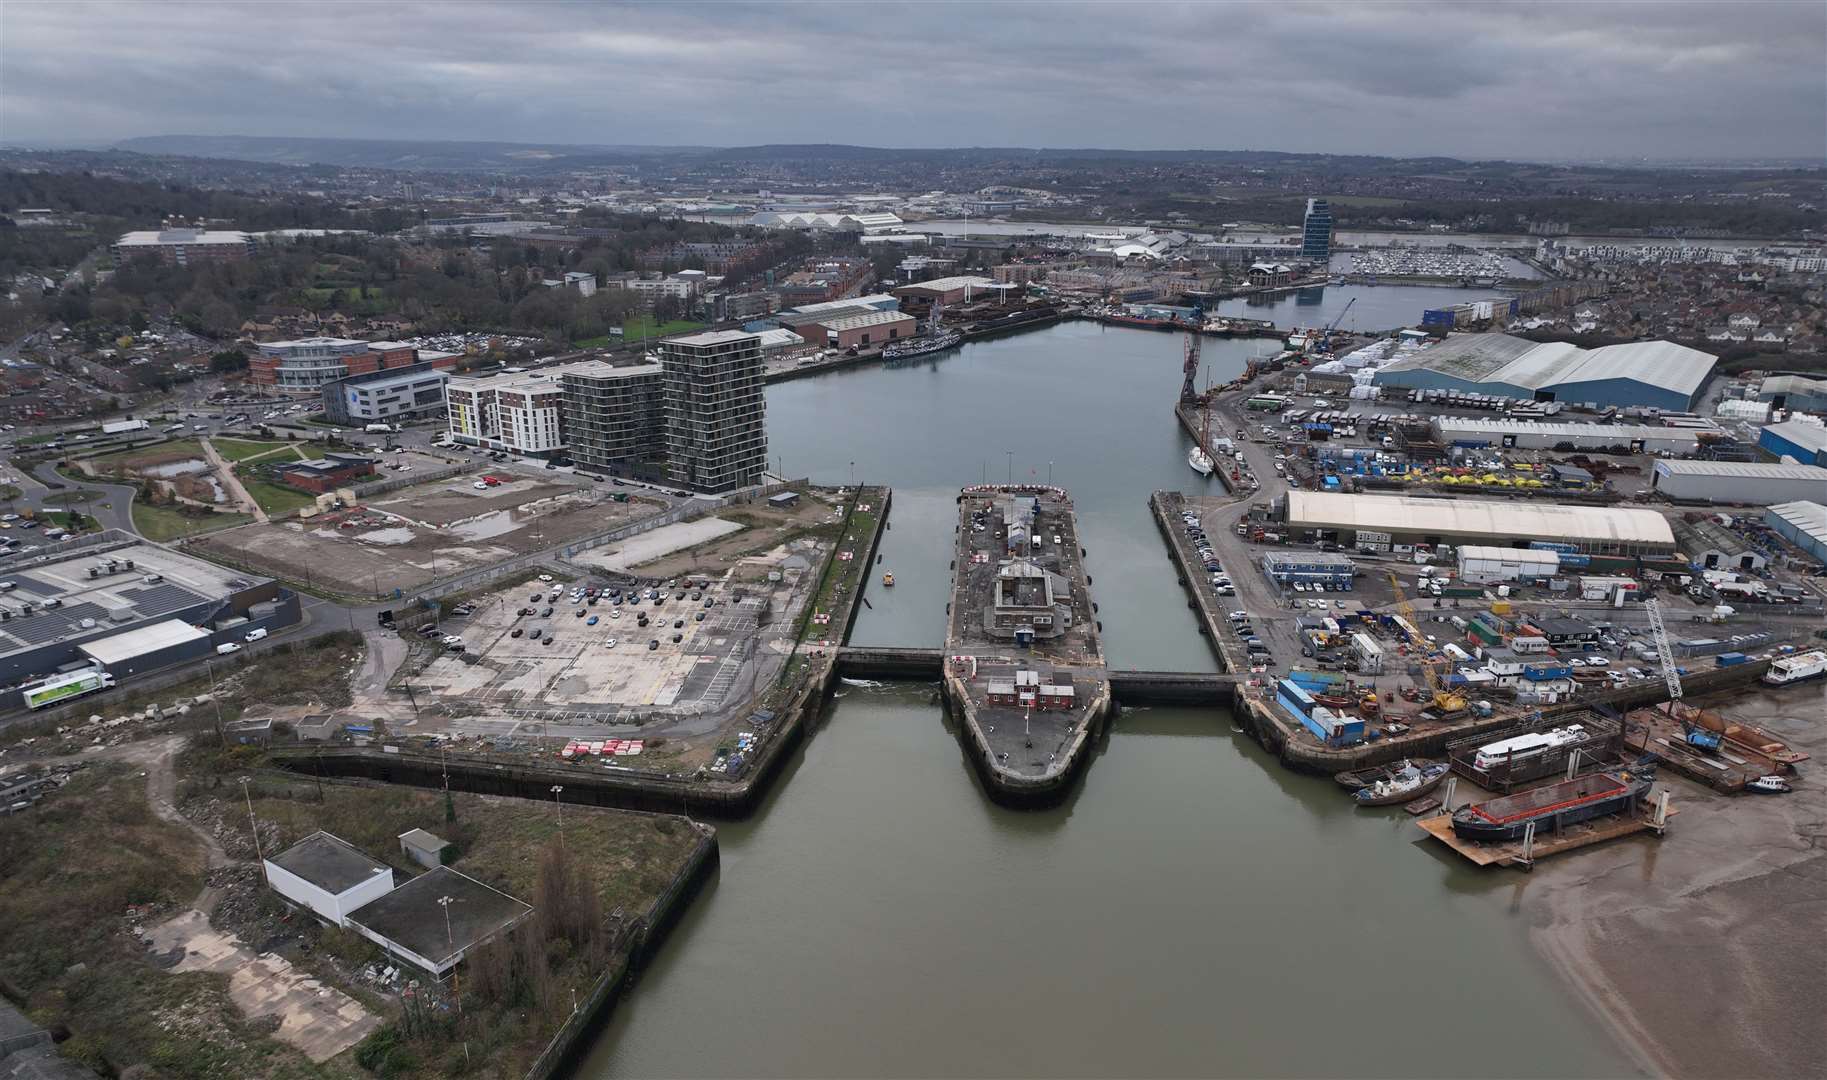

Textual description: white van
[244,628,268,642]
[215,642,242,655]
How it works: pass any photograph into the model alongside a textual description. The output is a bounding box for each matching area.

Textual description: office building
[558,361,664,473]
[1301,199,1333,262]
[113,227,254,265]
[251,338,428,393]
[661,331,767,493]
[322,361,452,426]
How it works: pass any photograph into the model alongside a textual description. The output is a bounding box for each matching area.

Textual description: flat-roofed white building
[1651,459,1827,505]
[263,832,396,927]
[1285,491,1676,554]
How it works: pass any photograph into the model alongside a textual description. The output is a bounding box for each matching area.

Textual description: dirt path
[201,437,267,524]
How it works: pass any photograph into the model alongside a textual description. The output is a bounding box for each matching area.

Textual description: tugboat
[1353,761,1450,806]
[881,571,894,587]
[1747,775,1792,794]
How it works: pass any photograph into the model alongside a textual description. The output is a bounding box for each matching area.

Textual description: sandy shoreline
[1521,684,1827,1080]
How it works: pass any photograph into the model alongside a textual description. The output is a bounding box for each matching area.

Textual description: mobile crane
[1387,569,1467,715]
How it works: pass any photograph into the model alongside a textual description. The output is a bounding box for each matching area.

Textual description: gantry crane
[1642,596,1683,711]
[1179,301,1205,404]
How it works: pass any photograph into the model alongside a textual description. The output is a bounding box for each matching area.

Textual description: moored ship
[1451,769,1654,842]
[1763,650,1826,686]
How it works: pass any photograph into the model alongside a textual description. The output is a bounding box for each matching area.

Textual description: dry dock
[1417,798,1676,869]
[942,485,1111,805]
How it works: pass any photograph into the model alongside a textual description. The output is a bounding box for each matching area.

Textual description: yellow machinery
[1386,570,1467,714]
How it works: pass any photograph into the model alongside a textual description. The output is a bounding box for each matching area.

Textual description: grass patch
[176,757,704,1077]
[132,502,252,542]
[0,765,334,1078]
[620,316,705,342]
[571,334,616,349]
[0,484,20,501]
[238,478,320,516]
[211,437,293,463]
[84,438,207,473]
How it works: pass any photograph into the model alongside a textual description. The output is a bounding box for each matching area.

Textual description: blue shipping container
[1716,652,1748,667]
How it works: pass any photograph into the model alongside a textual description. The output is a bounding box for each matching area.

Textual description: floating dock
[1417,795,1675,869]
[942,485,1110,806]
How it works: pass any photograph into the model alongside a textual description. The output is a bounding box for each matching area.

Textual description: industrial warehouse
[0,533,299,688]
[1650,460,1827,506]
[1372,334,1718,411]
[1429,416,1716,456]
[1281,491,1677,553]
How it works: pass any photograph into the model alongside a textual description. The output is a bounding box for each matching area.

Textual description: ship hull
[1451,774,1650,842]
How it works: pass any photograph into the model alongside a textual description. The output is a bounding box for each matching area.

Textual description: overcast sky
[3,1,1823,161]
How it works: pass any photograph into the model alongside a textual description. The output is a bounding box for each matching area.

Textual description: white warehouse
[1431,416,1716,456]
[1457,545,1560,583]
[1651,460,1827,506]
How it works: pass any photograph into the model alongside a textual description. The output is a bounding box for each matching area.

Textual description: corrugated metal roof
[1766,500,1827,545]
[817,311,913,331]
[1763,420,1827,454]
[1432,417,1710,442]
[1286,491,1676,546]
[1654,460,1827,480]
[1377,334,1717,399]
[1457,545,1560,564]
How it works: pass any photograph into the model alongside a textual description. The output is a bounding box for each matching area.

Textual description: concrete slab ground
[572,516,746,573]
[143,909,379,1064]
[192,474,669,596]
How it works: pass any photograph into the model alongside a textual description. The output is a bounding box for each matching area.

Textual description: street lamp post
[237,776,263,861]
[550,784,565,849]
[437,894,463,1019]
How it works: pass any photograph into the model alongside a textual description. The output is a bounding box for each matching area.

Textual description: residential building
[558,361,664,473]
[445,369,567,455]
[613,275,700,304]
[541,271,596,297]
[661,331,767,493]
[113,227,253,265]
[322,361,453,426]
[1301,198,1333,262]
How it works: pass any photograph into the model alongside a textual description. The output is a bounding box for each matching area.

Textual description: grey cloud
[0,0,1821,160]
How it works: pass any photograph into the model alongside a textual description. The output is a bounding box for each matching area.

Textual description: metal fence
[349,463,471,499]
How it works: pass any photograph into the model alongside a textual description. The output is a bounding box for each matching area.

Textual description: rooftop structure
[1301,198,1333,262]
[1375,334,1718,411]
[558,360,664,473]
[1764,501,1827,564]
[1285,491,1676,553]
[0,536,292,685]
[1651,459,1827,505]
[263,831,396,927]
[1430,416,1717,455]
[113,228,253,265]
[660,331,766,493]
[1759,419,1827,466]
[345,866,533,978]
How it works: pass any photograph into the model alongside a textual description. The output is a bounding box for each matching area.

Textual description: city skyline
[3,1,1823,161]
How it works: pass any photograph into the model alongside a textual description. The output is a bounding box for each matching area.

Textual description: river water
[577,316,1635,1078]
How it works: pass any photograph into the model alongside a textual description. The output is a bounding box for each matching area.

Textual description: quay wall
[1149,490,1244,673]
[523,827,719,1080]
[1234,657,1779,775]
[276,488,893,818]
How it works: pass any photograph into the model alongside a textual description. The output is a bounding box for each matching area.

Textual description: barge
[942,486,1111,806]
[1451,769,1654,842]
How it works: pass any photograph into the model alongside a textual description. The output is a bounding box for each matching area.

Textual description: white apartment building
[445,364,583,455]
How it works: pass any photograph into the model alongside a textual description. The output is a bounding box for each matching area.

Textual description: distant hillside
[112,135,705,171]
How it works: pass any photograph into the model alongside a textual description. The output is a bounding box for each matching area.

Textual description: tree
[210,348,248,373]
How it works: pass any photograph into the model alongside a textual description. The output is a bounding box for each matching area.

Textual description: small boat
[1747,775,1792,794]
[1334,758,1425,791]
[1188,446,1214,475]
[881,572,894,587]
[1353,762,1450,806]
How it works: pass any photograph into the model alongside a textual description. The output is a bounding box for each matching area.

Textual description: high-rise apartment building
[1301,198,1334,262]
[660,331,767,493]
[558,361,664,473]
[445,369,566,454]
